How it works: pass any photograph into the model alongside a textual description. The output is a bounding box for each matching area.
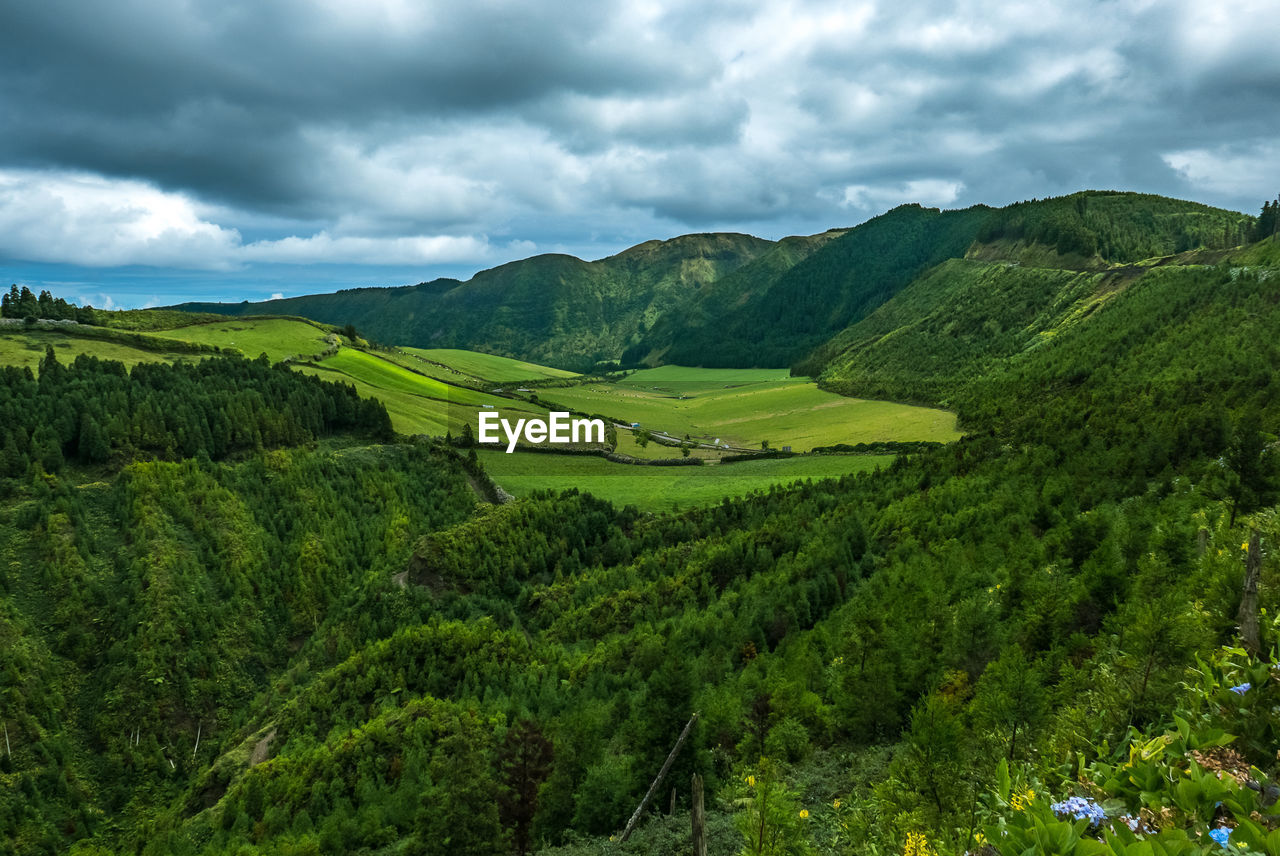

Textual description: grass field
[399,347,579,383]
[299,348,546,436]
[0,329,195,371]
[149,318,335,363]
[613,431,708,460]
[0,318,956,512]
[542,366,960,451]
[479,449,894,512]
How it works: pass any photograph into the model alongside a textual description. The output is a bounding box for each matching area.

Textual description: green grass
[0,329,196,371]
[148,318,335,363]
[399,347,579,382]
[541,366,959,451]
[299,348,545,436]
[478,449,894,512]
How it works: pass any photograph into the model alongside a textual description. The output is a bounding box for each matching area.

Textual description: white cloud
[0,168,525,269]
[3,0,1279,276]
[242,232,526,266]
[842,179,965,211]
[1162,144,1280,200]
[0,169,242,268]
[269,292,284,300]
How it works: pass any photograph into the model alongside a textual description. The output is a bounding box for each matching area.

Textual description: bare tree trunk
[691,774,707,856]
[3,722,9,758]
[620,713,698,843]
[669,786,677,815]
[1239,529,1262,655]
[1197,527,1209,557]
[193,723,201,758]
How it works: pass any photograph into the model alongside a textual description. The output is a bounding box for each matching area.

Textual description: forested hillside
[175,233,774,372]
[174,192,1252,375]
[2,196,1279,856]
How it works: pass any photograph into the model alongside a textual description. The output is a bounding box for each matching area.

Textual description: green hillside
[4,195,1280,856]
[398,347,580,383]
[634,204,995,368]
[145,317,337,363]
[175,233,775,371]
[169,193,1250,376]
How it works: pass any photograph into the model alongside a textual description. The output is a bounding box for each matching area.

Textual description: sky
[2,0,1278,309]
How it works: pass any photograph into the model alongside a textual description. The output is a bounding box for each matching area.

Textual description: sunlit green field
[149,318,335,363]
[541,366,959,450]
[0,329,194,371]
[299,348,545,436]
[479,449,894,512]
[399,347,579,383]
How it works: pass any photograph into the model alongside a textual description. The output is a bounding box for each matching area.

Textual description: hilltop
[172,192,1253,375]
[176,232,774,372]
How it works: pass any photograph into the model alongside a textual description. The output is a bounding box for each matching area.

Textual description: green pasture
[0,329,194,371]
[478,449,894,513]
[541,366,960,451]
[300,348,545,436]
[150,318,335,363]
[400,347,579,382]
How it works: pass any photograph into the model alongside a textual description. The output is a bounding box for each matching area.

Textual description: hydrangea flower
[1208,826,1231,847]
[1050,796,1107,826]
[1228,683,1251,695]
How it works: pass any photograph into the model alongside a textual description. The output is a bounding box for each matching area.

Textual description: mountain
[4,194,1280,856]
[810,191,1257,390]
[175,232,774,371]
[627,203,995,368]
[176,192,1252,376]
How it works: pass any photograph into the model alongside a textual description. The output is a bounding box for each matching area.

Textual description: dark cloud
[0,0,1278,306]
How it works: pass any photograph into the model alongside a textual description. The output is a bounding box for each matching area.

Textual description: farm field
[298,348,546,436]
[478,449,894,512]
[399,346,579,382]
[612,430,726,461]
[0,328,197,370]
[147,317,335,363]
[541,365,960,451]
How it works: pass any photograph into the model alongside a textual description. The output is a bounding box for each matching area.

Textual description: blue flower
[1050,796,1107,826]
[1208,826,1231,847]
[1228,683,1251,695]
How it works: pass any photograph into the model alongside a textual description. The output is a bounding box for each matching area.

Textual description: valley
[2,191,1279,856]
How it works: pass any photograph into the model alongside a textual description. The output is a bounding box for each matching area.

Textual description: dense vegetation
[175,193,1253,375]
[0,349,391,476]
[2,285,96,324]
[176,233,774,372]
[1,193,1278,856]
[639,203,994,369]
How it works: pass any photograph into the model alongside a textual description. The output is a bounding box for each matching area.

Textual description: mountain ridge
[172,191,1253,374]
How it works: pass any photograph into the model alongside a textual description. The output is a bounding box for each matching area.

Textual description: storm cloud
[2,0,1278,304]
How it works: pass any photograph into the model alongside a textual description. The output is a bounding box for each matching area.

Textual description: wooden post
[1239,529,1262,655]
[691,773,707,856]
[669,786,677,815]
[619,713,698,843]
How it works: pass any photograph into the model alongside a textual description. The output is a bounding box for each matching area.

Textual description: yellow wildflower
[903,830,936,856]
[833,798,842,809]
[1011,788,1036,810]
[746,775,756,788]
[799,809,809,818]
